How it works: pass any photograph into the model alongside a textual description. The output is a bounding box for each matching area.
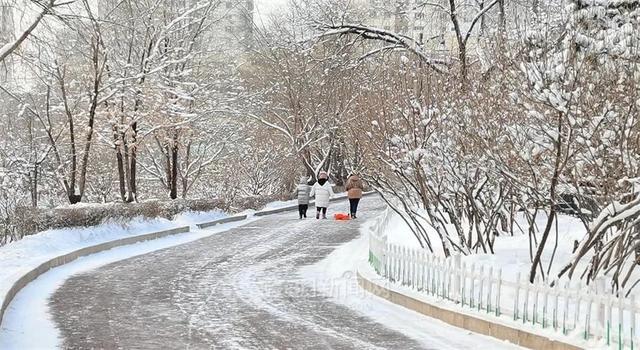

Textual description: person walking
[311,171,334,219]
[345,173,364,219]
[293,176,311,219]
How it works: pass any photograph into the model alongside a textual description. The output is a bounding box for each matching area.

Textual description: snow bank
[0,214,260,349]
[0,196,318,348]
[262,199,297,209]
[370,208,620,347]
[298,219,520,349]
[383,208,587,285]
[0,209,226,321]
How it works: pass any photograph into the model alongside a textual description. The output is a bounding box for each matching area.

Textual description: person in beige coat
[345,174,364,219]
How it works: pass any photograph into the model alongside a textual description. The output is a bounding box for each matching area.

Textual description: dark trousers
[349,198,360,216]
[298,204,308,218]
[316,207,327,217]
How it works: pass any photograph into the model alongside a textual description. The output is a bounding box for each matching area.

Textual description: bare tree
[0,0,67,62]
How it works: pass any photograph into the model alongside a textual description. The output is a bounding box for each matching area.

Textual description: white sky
[254,0,289,22]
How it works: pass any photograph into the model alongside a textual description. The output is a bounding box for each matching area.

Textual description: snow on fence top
[368,208,640,349]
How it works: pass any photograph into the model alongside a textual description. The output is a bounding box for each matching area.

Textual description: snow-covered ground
[385,209,587,286]
[0,191,355,337]
[1,196,519,349]
[0,215,260,349]
[0,195,530,349]
[0,210,227,309]
[373,208,629,348]
[299,219,522,349]
[262,199,298,209]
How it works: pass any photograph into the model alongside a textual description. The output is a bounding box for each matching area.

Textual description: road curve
[49,198,518,349]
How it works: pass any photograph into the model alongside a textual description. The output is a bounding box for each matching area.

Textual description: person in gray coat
[293,176,311,219]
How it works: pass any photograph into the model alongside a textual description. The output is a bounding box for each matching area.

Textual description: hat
[318,171,328,180]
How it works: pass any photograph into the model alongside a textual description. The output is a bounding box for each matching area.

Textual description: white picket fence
[368,208,640,349]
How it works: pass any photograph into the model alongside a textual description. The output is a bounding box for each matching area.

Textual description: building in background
[215,0,254,53]
[0,0,16,84]
[94,0,254,53]
[364,0,448,44]
[362,0,512,55]
[0,0,255,88]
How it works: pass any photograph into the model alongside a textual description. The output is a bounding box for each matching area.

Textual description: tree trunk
[498,0,506,32]
[448,0,468,82]
[459,45,468,84]
[31,165,38,207]
[116,144,127,202]
[170,134,179,200]
[58,69,78,201]
[127,121,138,202]
[181,143,191,199]
[479,1,486,35]
[77,39,102,200]
[114,118,127,202]
[530,112,564,282]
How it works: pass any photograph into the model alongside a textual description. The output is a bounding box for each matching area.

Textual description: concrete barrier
[196,214,248,229]
[357,269,584,350]
[0,226,189,328]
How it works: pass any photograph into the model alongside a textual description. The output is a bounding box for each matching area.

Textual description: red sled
[334,213,350,221]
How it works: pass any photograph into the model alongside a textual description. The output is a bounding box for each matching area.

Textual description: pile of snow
[466,214,586,283]
[172,210,227,226]
[383,209,587,284]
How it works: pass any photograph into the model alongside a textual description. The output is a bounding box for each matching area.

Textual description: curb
[0,192,381,331]
[255,205,301,217]
[0,226,189,328]
[356,268,583,350]
[196,215,248,229]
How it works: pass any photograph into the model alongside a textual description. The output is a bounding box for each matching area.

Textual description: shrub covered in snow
[7,194,288,244]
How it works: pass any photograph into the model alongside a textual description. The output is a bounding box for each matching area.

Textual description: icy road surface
[48,198,520,349]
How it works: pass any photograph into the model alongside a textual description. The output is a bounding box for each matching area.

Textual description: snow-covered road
[38,198,518,349]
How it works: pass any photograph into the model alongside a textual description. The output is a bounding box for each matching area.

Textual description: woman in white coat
[310,171,334,219]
